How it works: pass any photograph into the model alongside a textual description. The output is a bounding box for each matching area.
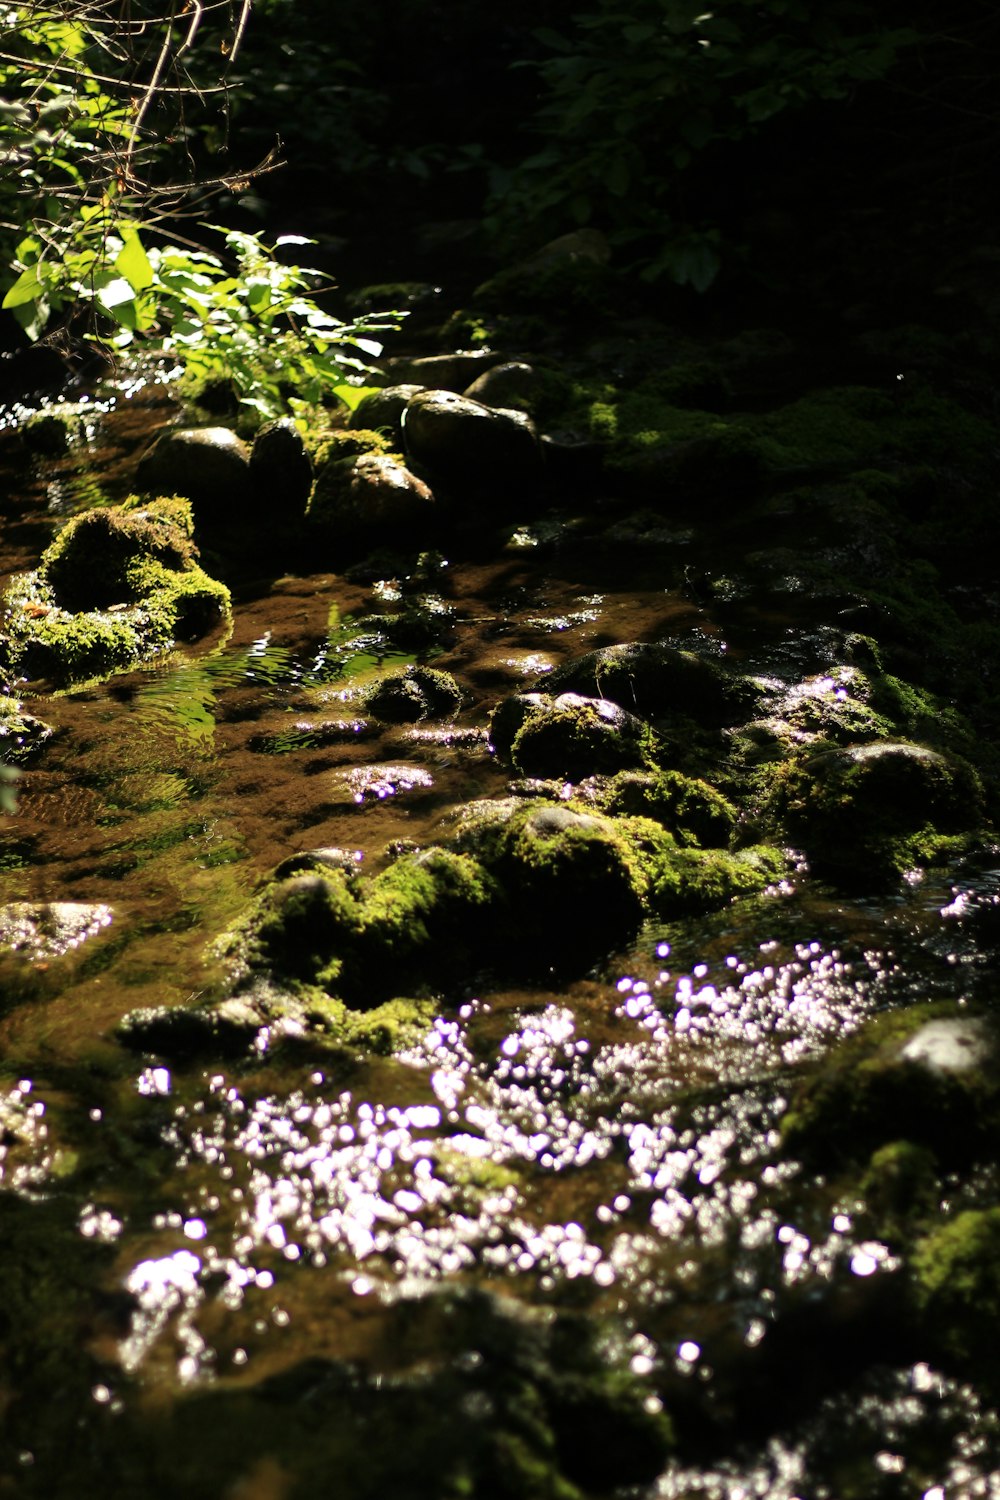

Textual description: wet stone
[539,641,756,726]
[402,389,543,504]
[348,384,425,441]
[0,698,55,765]
[364,665,462,723]
[272,847,364,880]
[499,691,651,780]
[134,426,252,518]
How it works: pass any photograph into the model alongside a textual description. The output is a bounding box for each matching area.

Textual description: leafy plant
[486,0,919,286]
[0,3,402,416]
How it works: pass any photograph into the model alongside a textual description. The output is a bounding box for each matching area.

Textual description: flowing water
[2,369,999,1498]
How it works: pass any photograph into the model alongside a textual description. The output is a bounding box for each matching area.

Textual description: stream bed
[2,328,1000,1499]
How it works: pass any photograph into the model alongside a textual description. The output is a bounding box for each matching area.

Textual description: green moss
[3,497,230,687]
[629,823,786,916]
[912,1208,1000,1360]
[508,696,653,780]
[773,740,984,888]
[311,428,397,468]
[781,1007,1000,1169]
[597,768,737,847]
[307,993,436,1054]
[861,1140,939,1238]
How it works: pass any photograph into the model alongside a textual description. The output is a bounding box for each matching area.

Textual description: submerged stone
[363,665,462,723]
[0,901,113,961]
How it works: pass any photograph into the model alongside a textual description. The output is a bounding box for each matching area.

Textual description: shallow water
[2,375,999,1497]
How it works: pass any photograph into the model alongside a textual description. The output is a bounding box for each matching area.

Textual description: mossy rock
[364,665,462,723]
[237,849,502,1006]
[593,768,737,847]
[3,498,230,687]
[0,698,55,765]
[624,821,786,916]
[496,692,653,780]
[538,642,757,727]
[305,994,436,1055]
[589,381,998,507]
[774,740,984,887]
[911,1208,1000,1362]
[450,799,645,967]
[860,1139,939,1239]
[782,1010,1000,1169]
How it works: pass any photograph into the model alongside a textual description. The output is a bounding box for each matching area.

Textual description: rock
[401,389,543,503]
[462,360,537,407]
[307,452,435,540]
[522,228,612,269]
[348,384,424,441]
[0,698,55,765]
[272,847,364,880]
[325,762,435,806]
[782,1009,1000,1168]
[539,642,755,726]
[2,497,230,687]
[912,1208,1000,1361]
[363,665,462,723]
[491,691,651,779]
[134,426,251,518]
[452,798,645,967]
[776,740,983,887]
[22,404,87,454]
[381,351,504,393]
[39,500,196,613]
[591,768,737,848]
[250,417,313,512]
[0,901,113,961]
[239,849,501,1006]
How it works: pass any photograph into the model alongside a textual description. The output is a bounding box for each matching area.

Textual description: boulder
[777,739,983,886]
[539,641,756,726]
[463,360,537,408]
[401,390,543,504]
[2,497,230,686]
[348,384,424,441]
[250,417,313,512]
[307,453,434,540]
[134,426,251,518]
[381,351,503,393]
[490,691,650,779]
[363,665,462,723]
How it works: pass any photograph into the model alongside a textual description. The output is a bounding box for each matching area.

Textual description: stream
[2,346,1000,1500]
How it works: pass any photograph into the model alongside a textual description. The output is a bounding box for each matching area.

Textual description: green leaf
[331,384,381,412]
[115,231,154,292]
[2,264,44,309]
